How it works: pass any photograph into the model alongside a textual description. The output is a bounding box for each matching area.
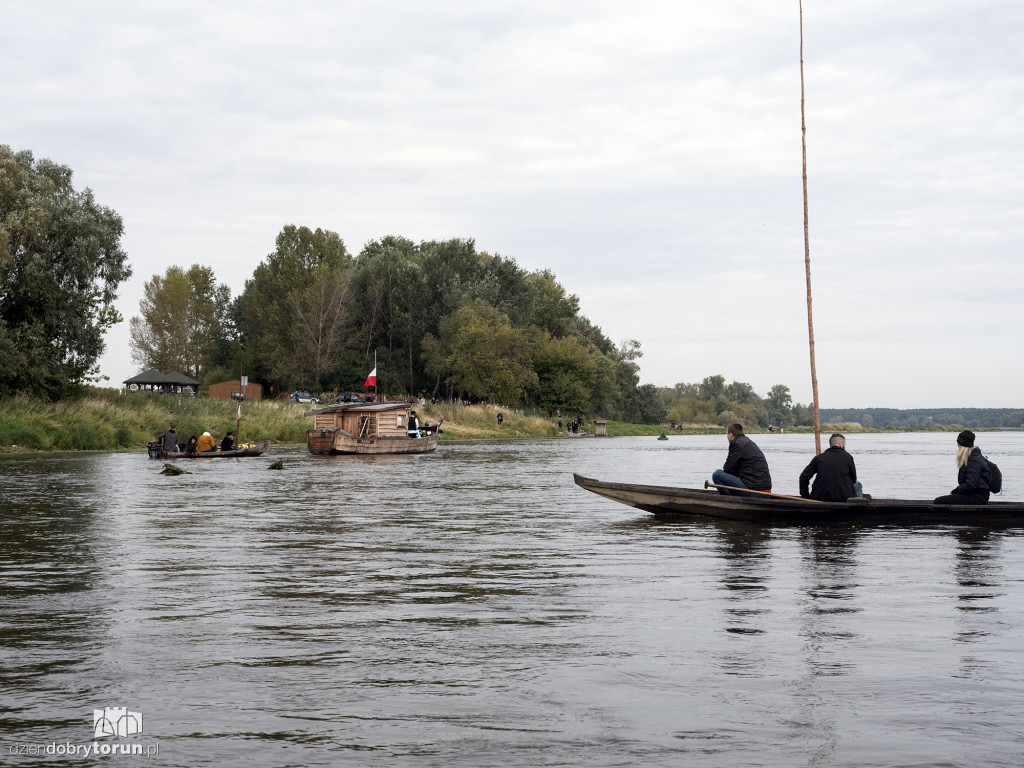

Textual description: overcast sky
[5,1,1022,408]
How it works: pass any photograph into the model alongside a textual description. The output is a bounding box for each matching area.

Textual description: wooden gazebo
[123,369,199,394]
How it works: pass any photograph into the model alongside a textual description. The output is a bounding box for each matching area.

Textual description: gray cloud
[5,0,1021,407]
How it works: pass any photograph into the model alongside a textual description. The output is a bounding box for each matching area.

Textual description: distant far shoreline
[817,407,1023,430]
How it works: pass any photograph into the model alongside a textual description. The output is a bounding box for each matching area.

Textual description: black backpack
[986,458,1003,494]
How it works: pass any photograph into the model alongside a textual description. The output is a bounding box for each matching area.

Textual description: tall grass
[0,390,727,453]
[415,402,561,440]
[0,391,310,452]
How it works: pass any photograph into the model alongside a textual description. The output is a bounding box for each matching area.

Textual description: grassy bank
[0,391,968,453]
[0,391,310,452]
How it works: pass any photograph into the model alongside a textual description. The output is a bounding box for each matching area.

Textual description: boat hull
[306,429,438,455]
[150,440,271,459]
[573,473,1024,527]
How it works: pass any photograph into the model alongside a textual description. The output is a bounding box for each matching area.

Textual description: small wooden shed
[209,379,263,402]
[306,402,412,439]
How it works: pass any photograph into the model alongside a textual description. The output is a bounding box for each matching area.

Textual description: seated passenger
[220,432,235,451]
[196,431,216,452]
[933,431,993,505]
[157,423,179,452]
[799,433,862,502]
[711,422,772,497]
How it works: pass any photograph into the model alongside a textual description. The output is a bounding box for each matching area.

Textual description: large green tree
[444,300,538,404]
[0,146,131,398]
[129,264,225,379]
[353,236,426,393]
[235,225,351,390]
[532,333,597,414]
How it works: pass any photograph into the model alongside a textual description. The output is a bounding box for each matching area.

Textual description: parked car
[336,392,373,403]
[291,391,320,404]
[230,392,246,401]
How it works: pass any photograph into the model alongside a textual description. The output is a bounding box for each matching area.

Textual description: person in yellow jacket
[196,431,216,452]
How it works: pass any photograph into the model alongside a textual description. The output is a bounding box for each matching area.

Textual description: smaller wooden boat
[149,439,271,460]
[574,474,1024,527]
[305,402,440,455]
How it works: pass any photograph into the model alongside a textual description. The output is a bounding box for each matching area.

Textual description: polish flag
[363,367,377,388]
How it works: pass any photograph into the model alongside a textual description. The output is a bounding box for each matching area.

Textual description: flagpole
[237,361,242,445]
[374,349,378,403]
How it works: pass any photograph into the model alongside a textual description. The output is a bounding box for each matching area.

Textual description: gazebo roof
[123,369,199,386]
[165,371,200,386]
[123,369,167,385]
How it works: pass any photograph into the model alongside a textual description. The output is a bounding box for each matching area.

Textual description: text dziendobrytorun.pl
[7,741,159,757]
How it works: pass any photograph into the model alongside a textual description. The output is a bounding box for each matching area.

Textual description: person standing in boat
[933,430,992,505]
[798,433,861,502]
[408,410,420,438]
[712,422,772,497]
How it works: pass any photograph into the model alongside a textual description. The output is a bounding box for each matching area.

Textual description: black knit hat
[956,430,975,448]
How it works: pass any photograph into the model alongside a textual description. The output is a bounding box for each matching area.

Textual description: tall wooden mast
[800,0,822,454]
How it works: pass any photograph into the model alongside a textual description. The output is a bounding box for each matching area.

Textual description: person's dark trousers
[933,493,986,505]
[712,469,764,498]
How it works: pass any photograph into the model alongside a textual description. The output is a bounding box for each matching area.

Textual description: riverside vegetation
[0,391,687,453]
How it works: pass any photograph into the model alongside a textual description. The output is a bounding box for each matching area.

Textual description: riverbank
[0,390,973,453]
[0,391,679,452]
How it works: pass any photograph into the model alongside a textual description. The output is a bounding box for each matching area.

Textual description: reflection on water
[2,433,1024,767]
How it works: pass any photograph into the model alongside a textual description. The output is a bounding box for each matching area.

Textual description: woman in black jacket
[933,430,991,505]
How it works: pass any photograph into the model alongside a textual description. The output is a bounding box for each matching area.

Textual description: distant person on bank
[196,431,216,452]
[933,431,993,505]
[712,422,772,497]
[799,432,862,502]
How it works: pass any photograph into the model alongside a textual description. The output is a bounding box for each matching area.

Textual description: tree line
[819,408,1024,430]
[128,226,665,421]
[657,375,811,428]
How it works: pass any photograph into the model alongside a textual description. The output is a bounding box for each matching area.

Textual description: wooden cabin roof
[303,402,411,418]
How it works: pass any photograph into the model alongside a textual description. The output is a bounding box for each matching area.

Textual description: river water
[2,432,1024,767]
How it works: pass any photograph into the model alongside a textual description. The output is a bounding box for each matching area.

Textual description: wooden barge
[304,402,439,455]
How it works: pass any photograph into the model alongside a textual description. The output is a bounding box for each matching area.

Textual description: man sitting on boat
[711,422,772,497]
[799,433,861,502]
[157,423,179,452]
[220,432,235,451]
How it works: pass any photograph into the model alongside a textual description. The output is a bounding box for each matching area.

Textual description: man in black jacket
[712,422,772,497]
[799,433,859,502]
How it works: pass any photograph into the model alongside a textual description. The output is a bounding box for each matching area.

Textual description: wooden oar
[704,481,820,503]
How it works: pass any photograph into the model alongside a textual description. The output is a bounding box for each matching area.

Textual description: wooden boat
[149,439,271,460]
[573,473,1024,527]
[304,402,439,455]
